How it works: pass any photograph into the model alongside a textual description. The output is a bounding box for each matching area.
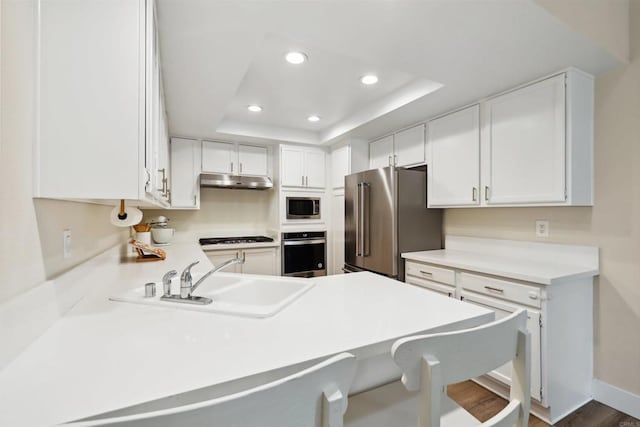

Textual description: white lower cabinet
[404,258,593,424]
[205,248,277,276]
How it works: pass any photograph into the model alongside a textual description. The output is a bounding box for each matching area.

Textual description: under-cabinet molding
[402,235,599,424]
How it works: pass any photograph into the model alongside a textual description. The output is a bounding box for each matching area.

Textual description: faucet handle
[162,270,177,297]
[180,261,200,298]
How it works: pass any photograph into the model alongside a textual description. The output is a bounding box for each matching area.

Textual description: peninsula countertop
[0,243,492,426]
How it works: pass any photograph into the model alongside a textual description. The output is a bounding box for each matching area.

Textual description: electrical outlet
[535,220,549,238]
[63,229,72,258]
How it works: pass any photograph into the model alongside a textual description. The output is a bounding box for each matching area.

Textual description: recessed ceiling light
[307,115,320,122]
[360,74,379,85]
[247,105,262,112]
[285,51,307,65]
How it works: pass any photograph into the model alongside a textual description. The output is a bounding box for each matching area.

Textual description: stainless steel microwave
[286,197,321,219]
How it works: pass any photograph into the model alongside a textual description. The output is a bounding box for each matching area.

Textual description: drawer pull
[484,286,504,293]
[420,270,433,276]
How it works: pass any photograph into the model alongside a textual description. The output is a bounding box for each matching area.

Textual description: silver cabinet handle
[193,194,197,205]
[420,270,433,276]
[239,163,243,174]
[230,162,234,173]
[484,186,490,201]
[393,154,397,166]
[306,176,309,186]
[301,176,305,186]
[472,187,477,201]
[388,155,392,166]
[484,286,504,294]
[158,168,168,196]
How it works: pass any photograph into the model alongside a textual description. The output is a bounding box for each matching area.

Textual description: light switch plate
[535,220,549,238]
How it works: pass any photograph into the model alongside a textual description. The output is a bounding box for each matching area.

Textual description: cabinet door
[484,74,566,204]
[331,193,345,274]
[241,248,277,275]
[238,145,268,177]
[395,124,425,167]
[170,138,200,208]
[304,150,326,188]
[281,146,305,187]
[369,136,394,169]
[460,291,542,401]
[205,250,241,273]
[427,105,480,207]
[202,141,236,174]
[331,146,350,189]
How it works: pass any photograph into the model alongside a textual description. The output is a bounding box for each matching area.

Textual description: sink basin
[110,273,315,318]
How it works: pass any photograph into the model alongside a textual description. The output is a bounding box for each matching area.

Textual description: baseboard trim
[593,379,640,419]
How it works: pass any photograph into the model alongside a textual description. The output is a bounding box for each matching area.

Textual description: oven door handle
[283,239,326,246]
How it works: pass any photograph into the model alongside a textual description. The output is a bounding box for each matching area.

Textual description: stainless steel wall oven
[281,231,326,277]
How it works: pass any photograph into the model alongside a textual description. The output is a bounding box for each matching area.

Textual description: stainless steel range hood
[199,173,273,190]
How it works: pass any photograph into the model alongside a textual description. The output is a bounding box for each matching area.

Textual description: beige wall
[144,187,274,234]
[535,0,630,63]
[0,0,127,304]
[445,2,640,395]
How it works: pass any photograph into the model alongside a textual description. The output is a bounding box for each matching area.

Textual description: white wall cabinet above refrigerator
[369,124,426,169]
[202,141,269,177]
[330,141,369,189]
[34,0,169,206]
[170,138,201,209]
[280,145,326,189]
[426,69,593,208]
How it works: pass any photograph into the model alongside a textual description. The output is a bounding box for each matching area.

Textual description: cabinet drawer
[405,261,455,285]
[460,272,541,308]
[406,276,456,298]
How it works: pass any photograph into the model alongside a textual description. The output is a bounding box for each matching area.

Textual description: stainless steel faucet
[160,255,245,305]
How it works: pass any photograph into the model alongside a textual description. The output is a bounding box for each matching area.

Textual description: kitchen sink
[110,273,315,318]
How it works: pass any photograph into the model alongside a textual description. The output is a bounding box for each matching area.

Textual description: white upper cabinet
[202,141,236,174]
[483,74,566,205]
[369,135,394,169]
[369,125,426,169]
[280,145,325,189]
[202,142,269,177]
[427,105,480,207]
[34,0,166,205]
[481,70,593,206]
[238,145,269,177]
[394,124,425,167]
[170,138,201,209]
[331,146,350,189]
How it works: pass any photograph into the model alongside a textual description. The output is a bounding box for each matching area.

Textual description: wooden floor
[448,381,639,426]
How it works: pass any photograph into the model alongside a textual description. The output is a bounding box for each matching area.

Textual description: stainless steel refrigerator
[344,166,442,281]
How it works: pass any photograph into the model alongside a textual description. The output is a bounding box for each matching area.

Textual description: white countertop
[402,236,599,285]
[0,243,492,426]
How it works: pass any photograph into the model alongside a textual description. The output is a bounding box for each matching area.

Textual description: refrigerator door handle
[355,183,362,256]
[362,182,370,257]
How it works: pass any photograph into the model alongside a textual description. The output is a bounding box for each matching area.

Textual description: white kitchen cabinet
[238,145,269,176]
[202,141,236,174]
[394,124,425,167]
[280,145,325,189]
[481,69,593,206]
[369,125,426,170]
[403,242,595,424]
[369,135,394,169]
[202,142,269,177]
[330,140,369,189]
[170,138,201,209]
[205,248,277,276]
[34,0,167,205]
[427,105,480,207]
[330,192,345,274]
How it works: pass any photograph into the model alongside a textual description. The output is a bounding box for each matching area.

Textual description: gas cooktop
[199,236,274,245]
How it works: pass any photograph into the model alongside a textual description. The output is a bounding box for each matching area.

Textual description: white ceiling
[157,0,622,146]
